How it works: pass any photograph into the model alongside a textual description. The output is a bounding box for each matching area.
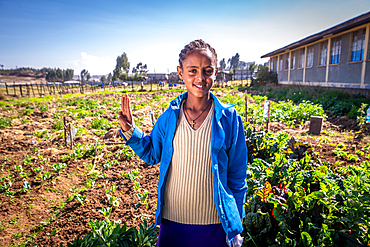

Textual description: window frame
[319,40,328,66]
[290,51,296,70]
[279,55,284,71]
[330,36,342,65]
[298,48,305,69]
[350,28,366,62]
[284,53,289,70]
[306,45,314,68]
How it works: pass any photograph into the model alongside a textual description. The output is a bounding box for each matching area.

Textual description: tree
[249,62,258,77]
[56,68,64,82]
[113,52,130,80]
[134,62,148,75]
[80,69,89,83]
[239,61,247,70]
[256,64,278,85]
[107,73,112,83]
[101,75,107,83]
[219,58,226,71]
[227,53,240,70]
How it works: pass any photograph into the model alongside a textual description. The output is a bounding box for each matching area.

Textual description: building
[261,11,370,89]
[147,73,168,81]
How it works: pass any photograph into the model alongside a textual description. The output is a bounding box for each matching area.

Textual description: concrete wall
[365,61,370,86]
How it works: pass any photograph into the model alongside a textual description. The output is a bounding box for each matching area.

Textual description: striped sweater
[162,101,220,224]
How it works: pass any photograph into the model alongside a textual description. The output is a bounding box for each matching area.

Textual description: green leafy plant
[105,184,118,195]
[106,194,122,208]
[242,128,370,246]
[0,117,12,128]
[115,145,135,160]
[19,108,34,116]
[136,191,149,209]
[52,163,67,173]
[63,220,158,247]
[125,169,140,183]
[22,181,31,193]
[33,130,50,140]
[357,103,368,133]
[90,117,112,130]
[41,171,52,180]
[52,120,64,131]
[62,143,102,162]
[75,194,88,205]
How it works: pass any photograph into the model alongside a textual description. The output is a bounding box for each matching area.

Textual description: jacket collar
[170,91,234,120]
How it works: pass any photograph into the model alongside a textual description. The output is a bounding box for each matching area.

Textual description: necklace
[184,100,213,129]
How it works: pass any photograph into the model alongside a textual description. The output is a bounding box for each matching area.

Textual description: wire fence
[2,80,179,97]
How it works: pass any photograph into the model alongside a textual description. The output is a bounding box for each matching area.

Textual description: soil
[0,90,368,247]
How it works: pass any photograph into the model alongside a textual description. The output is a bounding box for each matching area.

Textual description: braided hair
[179,39,217,69]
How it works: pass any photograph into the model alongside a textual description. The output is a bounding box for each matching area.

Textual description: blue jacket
[119,92,248,241]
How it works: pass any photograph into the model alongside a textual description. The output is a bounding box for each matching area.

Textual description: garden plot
[0,90,369,246]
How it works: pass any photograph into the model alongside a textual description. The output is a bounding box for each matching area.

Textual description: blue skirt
[156,218,228,247]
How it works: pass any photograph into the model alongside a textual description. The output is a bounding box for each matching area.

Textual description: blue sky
[1,0,370,75]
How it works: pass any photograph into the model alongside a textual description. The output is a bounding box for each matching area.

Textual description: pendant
[190,120,195,128]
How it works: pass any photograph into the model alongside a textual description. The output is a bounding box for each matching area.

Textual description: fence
[2,81,149,97]
[2,79,191,98]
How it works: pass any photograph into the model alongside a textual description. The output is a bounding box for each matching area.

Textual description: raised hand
[118,94,133,132]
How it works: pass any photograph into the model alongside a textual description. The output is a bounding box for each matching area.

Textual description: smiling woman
[117,39,248,247]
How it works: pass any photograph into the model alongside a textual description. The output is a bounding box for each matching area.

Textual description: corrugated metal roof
[261,11,370,58]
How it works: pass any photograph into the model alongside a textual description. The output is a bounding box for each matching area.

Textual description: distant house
[261,11,370,89]
[233,69,253,80]
[147,73,168,81]
[216,71,232,82]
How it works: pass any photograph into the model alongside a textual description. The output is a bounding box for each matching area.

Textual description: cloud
[72,52,115,75]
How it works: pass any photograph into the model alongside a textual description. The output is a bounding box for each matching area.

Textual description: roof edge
[261,11,370,58]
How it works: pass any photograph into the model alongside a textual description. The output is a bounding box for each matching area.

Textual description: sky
[1,0,370,76]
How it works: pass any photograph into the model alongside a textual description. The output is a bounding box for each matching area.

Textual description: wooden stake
[5,83,8,95]
[63,117,67,147]
[266,102,271,130]
[69,123,73,150]
[31,83,36,97]
[245,90,248,123]
[26,83,30,97]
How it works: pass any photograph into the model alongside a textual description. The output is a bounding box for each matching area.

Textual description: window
[351,29,366,62]
[279,55,283,71]
[299,48,305,68]
[319,40,328,66]
[290,51,296,69]
[306,46,314,67]
[284,53,289,70]
[330,37,342,64]
[270,57,277,71]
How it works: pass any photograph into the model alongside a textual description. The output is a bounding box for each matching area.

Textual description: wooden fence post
[36,83,41,97]
[19,85,23,97]
[13,81,16,96]
[31,83,36,97]
[5,83,9,95]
